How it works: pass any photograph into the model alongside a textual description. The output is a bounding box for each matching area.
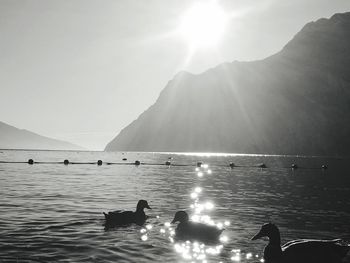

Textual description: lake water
[0,150,350,262]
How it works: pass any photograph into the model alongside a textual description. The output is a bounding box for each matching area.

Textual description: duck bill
[146,205,152,209]
[251,230,264,241]
[171,218,177,224]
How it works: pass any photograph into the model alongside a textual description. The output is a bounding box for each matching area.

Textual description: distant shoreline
[0,148,349,159]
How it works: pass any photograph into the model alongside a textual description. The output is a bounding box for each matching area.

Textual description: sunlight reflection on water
[165,163,265,262]
[164,163,234,262]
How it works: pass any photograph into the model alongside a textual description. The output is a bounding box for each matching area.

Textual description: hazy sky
[1,0,349,150]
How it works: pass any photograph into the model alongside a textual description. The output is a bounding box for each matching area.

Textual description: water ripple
[1,150,350,262]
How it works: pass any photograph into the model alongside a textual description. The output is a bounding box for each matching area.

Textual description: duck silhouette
[103,200,151,227]
[171,211,223,242]
[251,223,349,263]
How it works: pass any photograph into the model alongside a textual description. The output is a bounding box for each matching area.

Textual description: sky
[1,0,350,150]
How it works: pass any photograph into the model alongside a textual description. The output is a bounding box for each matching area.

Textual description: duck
[103,200,151,227]
[251,223,349,263]
[171,211,223,242]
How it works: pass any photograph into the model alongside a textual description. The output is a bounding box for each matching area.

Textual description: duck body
[171,211,223,243]
[103,200,151,227]
[252,223,349,263]
[282,239,349,263]
[175,221,223,242]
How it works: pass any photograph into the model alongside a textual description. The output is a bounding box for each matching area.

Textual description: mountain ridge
[0,121,84,150]
[105,12,350,155]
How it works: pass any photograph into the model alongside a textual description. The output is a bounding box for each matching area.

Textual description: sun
[178,2,228,49]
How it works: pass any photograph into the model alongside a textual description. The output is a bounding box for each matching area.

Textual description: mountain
[105,12,350,156]
[0,121,84,150]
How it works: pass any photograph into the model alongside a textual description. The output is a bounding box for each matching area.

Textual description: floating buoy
[122,158,127,161]
[135,160,141,166]
[28,159,34,165]
[64,159,69,165]
[291,163,298,169]
[258,163,267,168]
[322,164,328,169]
[197,161,202,167]
[229,162,235,168]
[97,160,103,166]
[165,161,171,166]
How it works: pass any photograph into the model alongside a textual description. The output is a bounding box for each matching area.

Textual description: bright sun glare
[179,2,228,48]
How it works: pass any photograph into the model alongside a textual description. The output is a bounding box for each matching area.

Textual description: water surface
[0,150,350,262]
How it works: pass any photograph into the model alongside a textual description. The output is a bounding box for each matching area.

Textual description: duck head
[136,200,151,211]
[251,223,280,242]
[171,211,189,224]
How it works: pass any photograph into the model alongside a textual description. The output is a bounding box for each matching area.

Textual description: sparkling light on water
[219,235,228,242]
[229,249,262,262]
[204,202,214,210]
[174,241,225,262]
[231,249,241,262]
[194,187,202,193]
[168,163,231,262]
[191,192,198,199]
[191,214,200,222]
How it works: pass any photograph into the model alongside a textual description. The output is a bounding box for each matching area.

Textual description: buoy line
[0,159,328,170]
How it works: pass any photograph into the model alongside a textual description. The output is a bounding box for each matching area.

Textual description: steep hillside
[106,12,350,155]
